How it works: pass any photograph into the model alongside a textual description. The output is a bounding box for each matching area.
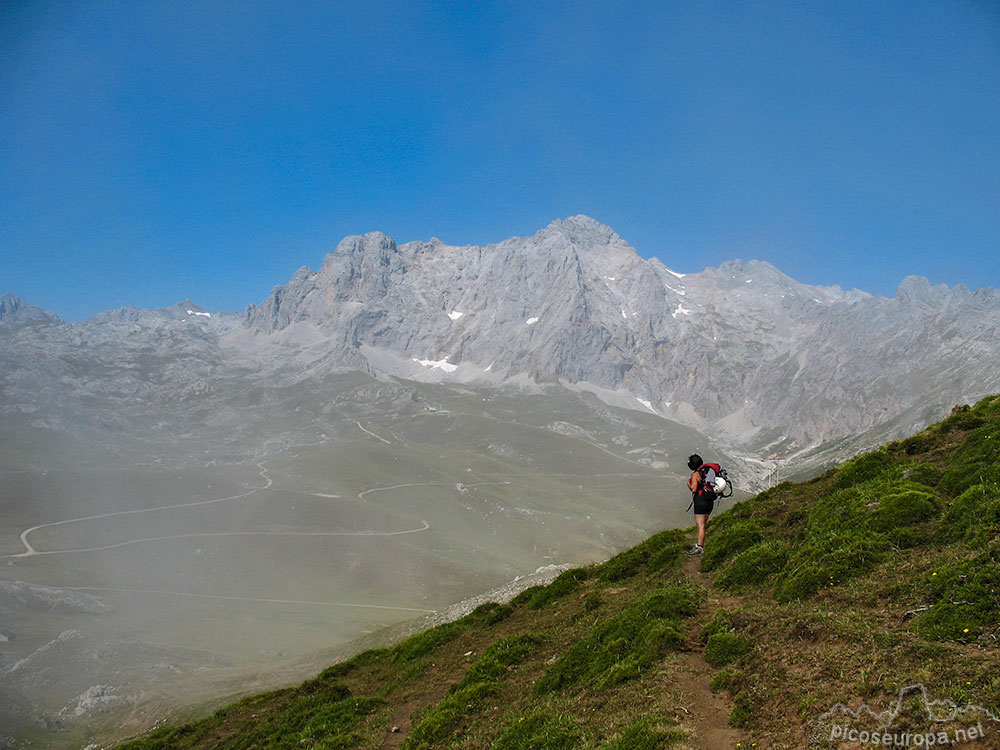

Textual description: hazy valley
[1,216,998,747]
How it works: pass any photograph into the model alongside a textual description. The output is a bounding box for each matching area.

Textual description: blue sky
[2,1,998,320]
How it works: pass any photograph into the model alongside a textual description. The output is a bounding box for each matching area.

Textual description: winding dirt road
[2,463,433,558]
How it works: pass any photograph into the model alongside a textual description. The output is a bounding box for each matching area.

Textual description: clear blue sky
[2,1,998,320]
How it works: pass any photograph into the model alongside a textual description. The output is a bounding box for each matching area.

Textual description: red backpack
[696,463,732,499]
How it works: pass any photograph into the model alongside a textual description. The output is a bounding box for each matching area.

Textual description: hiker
[686,453,721,556]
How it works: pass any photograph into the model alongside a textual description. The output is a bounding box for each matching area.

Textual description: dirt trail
[5,464,437,558]
[3,462,273,558]
[673,550,754,749]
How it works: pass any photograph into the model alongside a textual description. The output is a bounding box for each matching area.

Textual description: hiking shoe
[687,544,704,556]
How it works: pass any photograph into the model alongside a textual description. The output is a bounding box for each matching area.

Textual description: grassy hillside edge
[119,395,1000,749]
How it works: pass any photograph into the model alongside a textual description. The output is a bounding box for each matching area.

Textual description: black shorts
[692,493,715,516]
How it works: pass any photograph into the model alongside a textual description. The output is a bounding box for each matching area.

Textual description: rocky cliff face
[0,294,62,324]
[240,216,1000,455]
[3,216,999,464]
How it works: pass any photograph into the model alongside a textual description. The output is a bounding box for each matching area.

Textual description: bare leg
[694,514,708,546]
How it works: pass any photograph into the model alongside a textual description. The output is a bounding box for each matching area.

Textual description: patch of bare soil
[672,650,749,749]
[673,543,759,749]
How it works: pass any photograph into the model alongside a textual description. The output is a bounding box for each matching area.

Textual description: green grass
[700,395,1000,614]
[596,528,687,582]
[491,711,582,750]
[598,717,687,749]
[698,518,766,571]
[404,633,548,749]
[938,483,1000,543]
[939,425,1000,496]
[915,542,1000,642]
[388,599,518,666]
[832,448,898,490]
[120,681,383,750]
[511,568,591,609]
[535,586,699,694]
[774,536,885,602]
[714,540,789,590]
[869,488,939,531]
[704,632,753,668]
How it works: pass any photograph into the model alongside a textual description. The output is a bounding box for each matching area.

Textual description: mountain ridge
[0,293,63,324]
[236,216,1000,458]
[3,216,999,470]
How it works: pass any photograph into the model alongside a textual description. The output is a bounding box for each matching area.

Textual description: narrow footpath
[671,548,756,750]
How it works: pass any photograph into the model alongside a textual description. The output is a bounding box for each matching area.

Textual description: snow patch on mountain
[413,358,459,373]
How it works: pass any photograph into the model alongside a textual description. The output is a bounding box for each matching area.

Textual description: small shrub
[938,423,1000,497]
[515,568,590,609]
[709,667,740,693]
[492,712,581,750]
[869,489,938,532]
[598,529,687,582]
[715,540,789,590]
[599,717,687,748]
[704,632,752,668]
[469,601,515,625]
[833,449,896,490]
[774,536,885,602]
[699,519,765,572]
[730,690,755,727]
[536,586,697,693]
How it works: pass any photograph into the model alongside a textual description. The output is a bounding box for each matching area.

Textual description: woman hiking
[686,453,719,556]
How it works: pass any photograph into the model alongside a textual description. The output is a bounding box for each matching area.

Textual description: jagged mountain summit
[2,216,999,470]
[0,293,62,324]
[241,215,1000,458]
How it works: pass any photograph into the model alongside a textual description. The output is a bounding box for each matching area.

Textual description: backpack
[700,462,732,497]
[687,462,733,510]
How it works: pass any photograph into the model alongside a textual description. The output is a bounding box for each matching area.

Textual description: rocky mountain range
[3,215,999,473]
[0,293,62,324]
[2,216,999,747]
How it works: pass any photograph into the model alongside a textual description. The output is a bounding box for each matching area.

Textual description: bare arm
[687,470,700,493]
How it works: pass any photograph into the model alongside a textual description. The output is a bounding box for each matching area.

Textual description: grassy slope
[118,396,1000,749]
